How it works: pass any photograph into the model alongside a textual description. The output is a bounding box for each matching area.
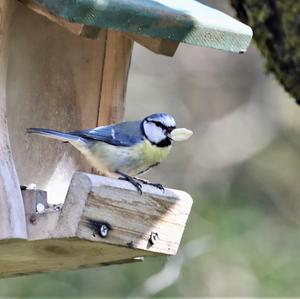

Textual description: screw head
[99,224,109,238]
[149,232,159,245]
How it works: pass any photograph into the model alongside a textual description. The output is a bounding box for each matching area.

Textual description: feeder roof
[32,0,253,53]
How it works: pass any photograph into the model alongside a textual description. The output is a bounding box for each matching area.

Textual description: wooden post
[0,0,27,239]
[97,30,133,126]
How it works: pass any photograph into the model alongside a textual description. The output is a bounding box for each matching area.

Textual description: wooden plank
[0,238,149,278]
[55,172,193,255]
[18,0,100,39]
[127,33,179,57]
[97,30,133,126]
[0,0,27,239]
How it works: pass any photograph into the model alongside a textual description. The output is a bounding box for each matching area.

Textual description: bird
[27,113,193,194]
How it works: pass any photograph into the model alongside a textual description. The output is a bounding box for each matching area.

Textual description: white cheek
[144,122,165,143]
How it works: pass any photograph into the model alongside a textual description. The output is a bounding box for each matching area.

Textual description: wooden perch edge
[0,172,193,278]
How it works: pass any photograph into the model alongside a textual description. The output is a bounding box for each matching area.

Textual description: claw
[116,172,165,194]
[134,178,165,192]
[151,183,165,191]
[117,172,143,195]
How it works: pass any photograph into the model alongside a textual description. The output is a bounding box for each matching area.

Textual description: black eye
[152,121,165,129]
[149,120,175,132]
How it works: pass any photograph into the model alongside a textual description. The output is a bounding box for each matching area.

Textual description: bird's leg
[134,177,165,192]
[117,171,143,195]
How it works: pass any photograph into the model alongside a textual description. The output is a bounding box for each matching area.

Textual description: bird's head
[142,113,193,147]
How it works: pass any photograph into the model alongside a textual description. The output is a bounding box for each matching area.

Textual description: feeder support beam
[0,0,27,239]
[97,30,133,126]
[126,33,179,57]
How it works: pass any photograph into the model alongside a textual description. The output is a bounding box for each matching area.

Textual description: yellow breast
[137,139,172,166]
[73,138,172,176]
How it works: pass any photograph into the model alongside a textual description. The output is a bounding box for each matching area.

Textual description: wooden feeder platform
[0,172,192,278]
[0,0,252,278]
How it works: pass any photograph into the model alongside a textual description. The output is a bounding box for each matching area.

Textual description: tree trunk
[231,0,300,104]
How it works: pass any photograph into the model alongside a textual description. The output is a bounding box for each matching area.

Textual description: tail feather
[26,128,81,143]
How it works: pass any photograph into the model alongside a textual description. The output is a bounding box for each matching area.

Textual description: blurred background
[1,1,300,297]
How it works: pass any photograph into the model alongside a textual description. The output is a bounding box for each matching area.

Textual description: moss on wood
[231,0,300,103]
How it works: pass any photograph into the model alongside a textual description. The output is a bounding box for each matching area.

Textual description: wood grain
[0,238,148,278]
[55,172,193,255]
[0,0,27,239]
[97,30,133,126]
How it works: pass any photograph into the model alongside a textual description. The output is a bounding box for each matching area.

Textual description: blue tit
[27,113,193,193]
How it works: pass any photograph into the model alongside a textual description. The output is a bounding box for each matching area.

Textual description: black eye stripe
[151,120,176,130]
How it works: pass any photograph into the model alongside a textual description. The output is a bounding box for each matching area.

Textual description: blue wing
[69,121,144,147]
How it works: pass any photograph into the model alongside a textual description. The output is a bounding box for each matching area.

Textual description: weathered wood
[18,0,100,39]
[97,30,133,126]
[127,33,179,57]
[0,172,192,278]
[0,238,149,278]
[8,2,106,203]
[22,188,49,231]
[26,203,61,240]
[0,0,27,239]
[22,188,48,215]
[55,172,193,255]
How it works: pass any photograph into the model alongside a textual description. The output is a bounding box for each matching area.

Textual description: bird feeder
[0,0,252,278]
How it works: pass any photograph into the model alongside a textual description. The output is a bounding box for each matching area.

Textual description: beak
[169,128,193,141]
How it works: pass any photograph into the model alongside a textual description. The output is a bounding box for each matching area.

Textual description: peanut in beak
[170,128,193,141]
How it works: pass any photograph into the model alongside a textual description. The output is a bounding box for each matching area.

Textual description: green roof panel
[33,0,253,53]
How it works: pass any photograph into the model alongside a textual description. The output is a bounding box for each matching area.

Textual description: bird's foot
[134,177,165,192]
[117,171,143,195]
